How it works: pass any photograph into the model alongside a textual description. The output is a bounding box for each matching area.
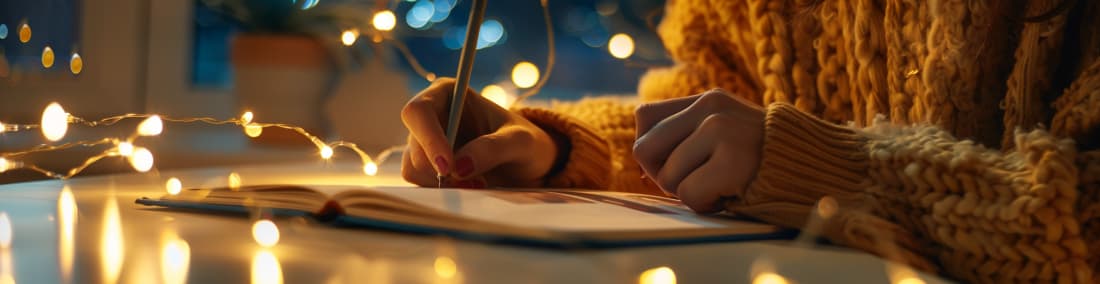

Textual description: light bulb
[364,162,379,176]
[481,84,514,108]
[511,62,539,89]
[244,124,263,138]
[252,220,280,248]
[18,23,30,43]
[608,33,635,59]
[320,145,334,159]
[639,266,676,284]
[228,172,242,190]
[138,115,164,136]
[0,122,5,133]
[241,111,254,124]
[0,158,9,173]
[129,147,154,172]
[41,102,69,142]
[70,53,83,74]
[117,142,134,156]
[42,46,55,68]
[341,29,358,46]
[373,10,397,31]
[752,272,789,284]
[166,177,182,195]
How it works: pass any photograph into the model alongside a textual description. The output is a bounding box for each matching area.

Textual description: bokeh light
[431,0,454,23]
[406,0,434,29]
[341,29,358,46]
[511,62,539,89]
[252,220,280,248]
[229,172,242,189]
[129,147,155,172]
[320,145,334,159]
[166,177,182,195]
[0,212,11,248]
[372,10,397,31]
[752,272,789,284]
[117,142,135,157]
[41,102,69,142]
[244,124,263,138]
[241,111,255,124]
[101,198,124,284]
[251,250,283,284]
[0,24,7,40]
[434,256,457,279]
[300,0,319,10]
[18,23,30,43]
[638,266,676,284]
[477,19,505,49]
[481,84,514,109]
[608,33,635,59]
[42,46,55,68]
[0,158,9,173]
[70,53,83,74]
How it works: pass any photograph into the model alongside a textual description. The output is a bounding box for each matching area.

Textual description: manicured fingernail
[455,156,474,177]
[434,156,449,175]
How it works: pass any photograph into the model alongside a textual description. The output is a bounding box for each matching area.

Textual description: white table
[0,161,951,283]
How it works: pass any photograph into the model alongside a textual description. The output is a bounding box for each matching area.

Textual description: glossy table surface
[0,161,951,283]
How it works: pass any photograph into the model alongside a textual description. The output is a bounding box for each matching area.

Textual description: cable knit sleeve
[729,102,1092,283]
[515,98,665,196]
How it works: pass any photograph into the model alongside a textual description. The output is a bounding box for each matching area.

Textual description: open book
[136,185,788,248]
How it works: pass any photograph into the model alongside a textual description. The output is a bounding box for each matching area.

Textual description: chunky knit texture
[514,0,1100,282]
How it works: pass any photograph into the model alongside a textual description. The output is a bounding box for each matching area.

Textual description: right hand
[400,78,560,188]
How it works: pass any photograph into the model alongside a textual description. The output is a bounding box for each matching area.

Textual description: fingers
[634,90,732,177]
[634,93,703,139]
[452,126,532,180]
[654,114,728,195]
[401,136,438,187]
[401,81,457,176]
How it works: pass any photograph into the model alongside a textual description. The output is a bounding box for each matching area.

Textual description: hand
[633,89,765,213]
[400,78,559,188]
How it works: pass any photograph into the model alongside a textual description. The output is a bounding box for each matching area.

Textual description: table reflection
[252,250,283,284]
[101,197,124,284]
[1,212,12,284]
[160,231,190,284]
[58,186,76,283]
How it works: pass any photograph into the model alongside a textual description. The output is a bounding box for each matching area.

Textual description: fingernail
[434,156,450,175]
[455,156,474,177]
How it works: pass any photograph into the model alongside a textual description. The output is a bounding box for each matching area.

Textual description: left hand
[633,89,766,213]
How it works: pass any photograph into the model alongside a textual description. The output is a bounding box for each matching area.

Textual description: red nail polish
[455,156,474,177]
[435,156,449,175]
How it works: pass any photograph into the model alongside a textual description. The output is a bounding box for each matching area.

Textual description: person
[401,0,1100,282]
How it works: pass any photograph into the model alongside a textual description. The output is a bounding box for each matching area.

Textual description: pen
[440,0,489,188]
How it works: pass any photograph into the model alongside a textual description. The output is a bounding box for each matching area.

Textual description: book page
[333,186,773,233]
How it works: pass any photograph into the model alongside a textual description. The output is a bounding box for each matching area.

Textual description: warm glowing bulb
[481,84,514,109]
[0,212,11,248]
[244,124,263,138]
[117,141,134,156]
[0,158,9,173]
[166,177,182,195]
[70,53,83,74]
[138,115,164,136]
[816,196,838,219]
[434,256,457,279]
[638,266,676,284]
[341,29,358,46]
[608,33,635,59]
[41,102,69,141]
[42,46,55,68]
[896,277,926,284]
[241,111,254,124]
[18,23,30,43]
[511,61,539,88]
[251,250,283,284]
[752,272,789,284]
[372,10,397,31]
[320,145,334,159]
[364,162,379,176]
[129,147,154,172]
[252,220,280,248]
[228,172,242,190]
[0,122,5,133]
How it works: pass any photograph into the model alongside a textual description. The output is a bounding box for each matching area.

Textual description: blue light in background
[442,27,463,50]
[431,0,453,23]
[300,0,319,10]
[0,24,7,40]
[406,0,433,29]
[477,19,504,49]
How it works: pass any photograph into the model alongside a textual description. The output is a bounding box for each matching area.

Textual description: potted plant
[201,0,388,146]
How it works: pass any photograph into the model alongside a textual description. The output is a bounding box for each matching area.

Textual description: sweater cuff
[516,107,613,189]
[733,103,870,219]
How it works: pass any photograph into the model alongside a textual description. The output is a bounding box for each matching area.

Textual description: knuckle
[700,113,731,130]
[400,98,428,120]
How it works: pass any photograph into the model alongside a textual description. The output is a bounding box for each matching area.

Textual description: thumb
[452,126,531,180]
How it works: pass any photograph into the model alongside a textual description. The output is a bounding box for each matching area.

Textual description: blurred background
[0,0,669,183]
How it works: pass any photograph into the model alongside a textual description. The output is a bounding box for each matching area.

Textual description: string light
[116,141,134,156]
[608,33,635,59]
[18,23,30,43]
[70,53,83,74]
[129,147,154,172]
[638,266,676,284]
[138,115,164,136]
[434,256,457,279]
[41,102,70,142]
[751,272,789,284]
[320,145,334,159]
[241,111,255,124]
[165,177,182,195]
[372,10,397,31]
[252,220,280,248]
[481,84,514,109]
[42,46,55,68]
[364,162,379,176]
[511,61,539,88]
[341,29,359,46]
[228,172,242,190]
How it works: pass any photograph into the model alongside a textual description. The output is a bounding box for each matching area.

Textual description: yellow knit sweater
[514,0,1100,283]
